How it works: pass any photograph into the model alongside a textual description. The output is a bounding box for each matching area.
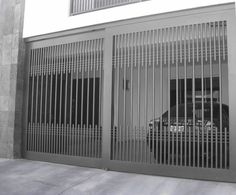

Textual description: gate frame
[23,3,236,182]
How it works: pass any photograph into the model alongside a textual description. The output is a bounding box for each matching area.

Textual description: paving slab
[0,158,236,195]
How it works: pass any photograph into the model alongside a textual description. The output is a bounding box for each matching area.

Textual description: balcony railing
[70,0,147,15]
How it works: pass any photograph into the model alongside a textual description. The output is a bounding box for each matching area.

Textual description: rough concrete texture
[0,0,25,158]
[0,158,236,195]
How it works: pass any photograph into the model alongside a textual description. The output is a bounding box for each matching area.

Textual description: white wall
[23,0,234,38]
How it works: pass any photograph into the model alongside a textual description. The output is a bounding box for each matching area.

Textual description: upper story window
[70,0,147,15]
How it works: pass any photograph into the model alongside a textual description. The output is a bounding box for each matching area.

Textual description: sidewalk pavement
[0,158,236,195]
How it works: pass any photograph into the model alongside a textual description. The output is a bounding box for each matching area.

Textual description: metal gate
[24,4,236,182]
[111,21,229,169]
[24,33,104,167]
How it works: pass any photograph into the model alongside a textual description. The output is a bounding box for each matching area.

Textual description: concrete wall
[0,0,25,158]
[23,0,234,38]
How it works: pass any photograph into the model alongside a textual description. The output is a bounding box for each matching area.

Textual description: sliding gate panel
[25,36,104,164]
[24,5,236,181]
[111,21,229,170]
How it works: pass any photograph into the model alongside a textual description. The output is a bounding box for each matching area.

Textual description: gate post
[101,31,113,168]
[227,10,236,177]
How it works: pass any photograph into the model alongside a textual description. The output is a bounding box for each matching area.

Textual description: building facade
[1,0,236,182]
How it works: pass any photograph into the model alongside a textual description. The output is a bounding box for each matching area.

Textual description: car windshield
[161,103,228,120]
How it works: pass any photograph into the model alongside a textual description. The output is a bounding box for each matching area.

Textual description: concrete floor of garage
[0,158,236,195]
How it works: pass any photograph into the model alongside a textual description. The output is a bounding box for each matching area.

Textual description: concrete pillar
[0,0,25,158]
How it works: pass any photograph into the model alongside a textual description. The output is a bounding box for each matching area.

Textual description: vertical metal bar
[59,45,63,126]
[49,46,54,153]
[192,24,196,167]
[138,32,141,138]
[58,45,62,154]
[46,47,52,153]
[194,24,198,167]
[71,124,74,155]
[69,44,74,128]
[208,22,213,168]
[78,0,80,12]
[41,47,45,153]
[44,47,49,152]
[96,40,99,158]
[47,46,51,153]
[201,23,204,167]
[62,45,66,155]
[37,48,43,152]
[64,44,69,154]
[86,41,91,156]
[203,23,207,167]
[141,31,145,163]
[74,0,77,14]
[151,30,155,164]
[168,27,171,165]
[77,43,81,156]
[153,29,157,163]
[213,22,217,168]
[96,39,99,158]
[54,46,58,153]
[30,49,35,151]
[126,34,130,161]
[32,49,37,152]
[129,34,132,161]
[94,124,97,158]
[89,41,93,157]
[80,41,85,155]
[118,125,122,160]
[27,50,32,151]
[123,34,127,161]
[99,39,103,158]
[75,42,79,132]
[53,46,57,153]
[179,26,183,166]
[218,21,223,169]
[133,33,137,162]
[224,21,227,168]
[129,33,133,162]
[82,0,84,12]
[79,124,82,156]
[38,48,44,152]
[188,25,192,166]
[154,30,158,164]
[214,22,217,62]
[209,23,214,168]
[35,48,40,152]
[71,44,75,155]
[34,48,40,151]
[183,25,187,167]
[86,41,90,157]
[85,40,89,157]
[90,40,96,157]
[52,46,56,154]
[49,46,53,126]
[115,35,119,160]
[81,123,84,156]
[92,40,96,157]
[144,31,148,163]
[159,29,163,164]
[66,48,73,155]
[176,26,179,166]
[137,32,141,162]
[222,21,226,61]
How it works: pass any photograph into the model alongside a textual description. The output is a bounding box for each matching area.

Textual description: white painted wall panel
[23,0,234,37]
